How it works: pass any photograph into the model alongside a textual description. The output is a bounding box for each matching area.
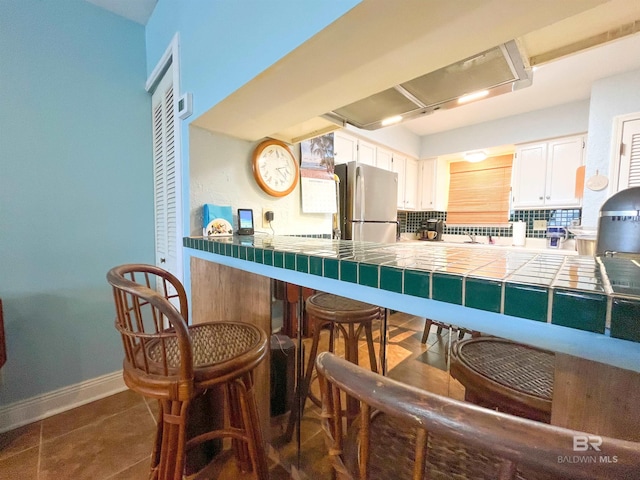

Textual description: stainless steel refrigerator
[335,162,399,243]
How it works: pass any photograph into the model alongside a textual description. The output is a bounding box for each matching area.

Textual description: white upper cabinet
[512,143,548,208]
[404,158,418,210]
[392,154,406,209]
[376,146,393,170]
[418,159,437,210]
[357,139,376,166]
[512,134,585,209]
[392,154,418,210]
[332,130,421,210]
[333,131,357,165]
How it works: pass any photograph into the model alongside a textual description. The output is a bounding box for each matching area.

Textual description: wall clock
[252,139,299,197]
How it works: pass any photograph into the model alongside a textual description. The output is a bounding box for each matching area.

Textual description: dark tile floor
[0,313,465,479]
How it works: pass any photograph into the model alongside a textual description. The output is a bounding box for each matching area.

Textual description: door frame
[146,33,184,283]
[609,111,640,194]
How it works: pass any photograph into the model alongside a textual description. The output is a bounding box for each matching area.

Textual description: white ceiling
[84,0,156,25]
[402,32,640,137]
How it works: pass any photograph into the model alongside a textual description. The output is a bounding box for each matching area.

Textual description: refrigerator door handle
[355,165,365,220]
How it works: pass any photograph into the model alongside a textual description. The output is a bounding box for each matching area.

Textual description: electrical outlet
[262,208,275,228]
[533,220,548,231]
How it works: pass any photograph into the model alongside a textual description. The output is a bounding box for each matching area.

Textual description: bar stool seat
[285,292,380,441]
[450,336,554,423]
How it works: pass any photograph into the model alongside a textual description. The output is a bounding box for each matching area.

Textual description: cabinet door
[334,131,357,165]
[512,143,547,208]
[376,147,393,170]
[392,154,406,209]
[419,159,436,210]
[546,135,585,207]
[358,140,376,166]
[404,158,418,210]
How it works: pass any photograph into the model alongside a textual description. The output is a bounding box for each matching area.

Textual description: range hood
[325,40,532,131]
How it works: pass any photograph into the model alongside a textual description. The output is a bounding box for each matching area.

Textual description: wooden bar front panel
[552,353,640,442]
[190,257,271,442]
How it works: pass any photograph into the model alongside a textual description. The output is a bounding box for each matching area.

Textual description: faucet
[465,231,477,243]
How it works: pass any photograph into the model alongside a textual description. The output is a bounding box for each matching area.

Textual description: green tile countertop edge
[184,236,640,343]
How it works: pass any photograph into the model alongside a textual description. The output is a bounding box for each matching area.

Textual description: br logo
[573,435,602,452]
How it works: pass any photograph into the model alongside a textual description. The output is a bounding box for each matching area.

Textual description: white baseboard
[0,370,127,433]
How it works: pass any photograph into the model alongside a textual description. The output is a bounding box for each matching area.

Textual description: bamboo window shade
[447,154,513,224]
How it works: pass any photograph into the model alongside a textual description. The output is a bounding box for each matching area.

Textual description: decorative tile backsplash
[401,208,582,239]
[510,209,581,238]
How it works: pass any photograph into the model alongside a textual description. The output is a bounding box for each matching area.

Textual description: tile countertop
[184,235,640,350]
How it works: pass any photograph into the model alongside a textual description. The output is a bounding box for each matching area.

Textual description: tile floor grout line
[37,420,43,480]
[103,456,150,480]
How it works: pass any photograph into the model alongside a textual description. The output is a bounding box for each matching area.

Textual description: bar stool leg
[421,319,433,344]
[344,323,361,423]
[227,382,251,473]
[363,322,378,374]
[237,373,269,480]
[285,317,326,442]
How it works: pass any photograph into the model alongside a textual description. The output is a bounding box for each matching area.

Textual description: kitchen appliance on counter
[546,226,568,249]
[568,226,598,256]
[417,219,444,241]
[596,186,640,256]
[335,162,398,243]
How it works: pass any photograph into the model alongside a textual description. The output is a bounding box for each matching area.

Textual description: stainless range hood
[325,40,532,131]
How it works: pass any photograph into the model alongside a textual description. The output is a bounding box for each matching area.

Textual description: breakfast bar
[184,234,640,442]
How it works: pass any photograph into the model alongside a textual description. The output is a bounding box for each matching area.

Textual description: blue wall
[145,0,361,237]
[0,0,153,405]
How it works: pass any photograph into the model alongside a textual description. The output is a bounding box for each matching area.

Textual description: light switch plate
[533,220,548,230]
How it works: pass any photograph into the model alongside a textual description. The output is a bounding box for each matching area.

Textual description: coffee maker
[417,219,444,241]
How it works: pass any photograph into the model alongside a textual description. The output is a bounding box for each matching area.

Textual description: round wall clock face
[252,139,299,197]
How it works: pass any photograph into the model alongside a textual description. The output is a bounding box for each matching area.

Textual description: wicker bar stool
[450,336,554,423]
[107,264,269,480]
[285,292,380,441]
[317,352,640,480]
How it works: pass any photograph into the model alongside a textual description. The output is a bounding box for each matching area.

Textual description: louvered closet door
[152,64,180,281]
[619,118,640,189]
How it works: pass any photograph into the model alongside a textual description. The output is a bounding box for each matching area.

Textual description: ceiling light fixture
[458,90,490,104]
[381,115,403,126]
[464,150,488,162]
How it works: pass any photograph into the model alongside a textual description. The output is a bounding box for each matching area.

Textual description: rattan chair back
[107,263,194,401]
[316,351,640,480]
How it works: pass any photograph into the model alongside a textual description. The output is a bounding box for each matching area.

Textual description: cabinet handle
[539,196,543,200]
[546,196,550,200]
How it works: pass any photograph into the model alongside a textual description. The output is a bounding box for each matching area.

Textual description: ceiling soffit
[192,0,606,143]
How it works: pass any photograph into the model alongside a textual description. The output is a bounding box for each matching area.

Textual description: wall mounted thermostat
[177,92,193,119]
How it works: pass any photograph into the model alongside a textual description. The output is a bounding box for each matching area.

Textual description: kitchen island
[184,234,640,441]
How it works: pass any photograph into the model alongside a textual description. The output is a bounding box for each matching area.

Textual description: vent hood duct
[326,40,532,130]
